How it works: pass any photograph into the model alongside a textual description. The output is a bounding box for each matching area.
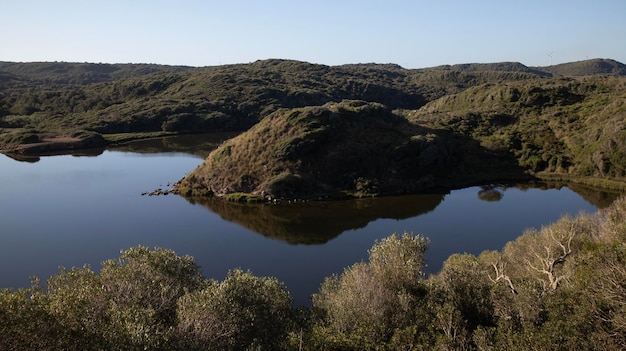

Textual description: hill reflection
[183,193,446,244]
[181,181,623,245]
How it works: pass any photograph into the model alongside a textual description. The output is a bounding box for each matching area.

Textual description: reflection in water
[184,181,623,246]
[552,183,622,209]
[477,185,504,202]
[474,181,623,209]
[109,133,238,159]
[514,181,623,209]
[3,147,106,163]
[185,193,446,244]
[3,132,237,163]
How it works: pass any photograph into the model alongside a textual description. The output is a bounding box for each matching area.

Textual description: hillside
[175,100,526,199]
[0,61,193,87]
[409,76,626,183]
[430,58,626,77]
[539,58,626,77]
[0,59,548,152]
[1,58,625,198]
[431,61,552,77]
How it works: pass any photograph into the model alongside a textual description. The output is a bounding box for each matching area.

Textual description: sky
[1,0,625,69]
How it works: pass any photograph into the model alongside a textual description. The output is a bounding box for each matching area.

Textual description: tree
[98,246,206,349]
[0,282,59,351]
[312,232,430,349]
[177,269,294,351]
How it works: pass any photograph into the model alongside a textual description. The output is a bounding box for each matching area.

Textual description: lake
[0,135,621,305]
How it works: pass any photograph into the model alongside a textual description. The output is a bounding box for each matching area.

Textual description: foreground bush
[0,248,293,351]
[177,269,294,350]
[307,198,626,350]
[1,197,626,350]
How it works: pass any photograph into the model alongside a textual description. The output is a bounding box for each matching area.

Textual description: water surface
[0,137,620,305]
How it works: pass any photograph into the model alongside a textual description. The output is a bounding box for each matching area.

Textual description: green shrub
[177,269,294,350]
[312,232,431,349]
[225,192,264,203]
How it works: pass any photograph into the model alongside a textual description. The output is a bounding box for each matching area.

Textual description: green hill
[0,61,193,87]
[0,59,546,152]
[1,58,625,197]
[176,100,525,200]
[432,61,552,77]
[410,76,626,184]
[538,58,626,77]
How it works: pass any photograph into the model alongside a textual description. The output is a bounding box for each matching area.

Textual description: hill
[429,58,626,77]
[175,100,526,200]
[0,61,193,87]
[409,75,626,184]
[0,59,548,153]
[431,61,552,77]
[1,58,625,198]
[538,58,626,77]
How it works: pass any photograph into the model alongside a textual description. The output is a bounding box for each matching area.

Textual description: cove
[0,135,621,305]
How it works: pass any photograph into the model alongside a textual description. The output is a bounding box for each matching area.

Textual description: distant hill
[0,58,548,147]
[431,62,552,77]
[536,58,626,77]
[0,61,193,87]
[427,58,626,78]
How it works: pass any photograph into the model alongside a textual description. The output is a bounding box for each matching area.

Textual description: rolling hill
[1,58,625,198]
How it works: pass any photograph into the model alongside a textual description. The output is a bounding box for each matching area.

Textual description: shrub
[312,232,430,349]
[177,269,294,350]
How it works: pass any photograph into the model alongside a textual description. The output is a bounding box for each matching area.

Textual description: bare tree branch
[488,260,517,295]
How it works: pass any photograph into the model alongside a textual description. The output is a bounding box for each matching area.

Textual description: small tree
[312,232,430,349]
[177,269,294,351]
[98,246,206,349]
[0,283,59,351]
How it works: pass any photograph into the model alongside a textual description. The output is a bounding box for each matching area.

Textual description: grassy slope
[177,100,526,199]
[409,76,626,187]
[1,58,625,195]
[0,59,546,151]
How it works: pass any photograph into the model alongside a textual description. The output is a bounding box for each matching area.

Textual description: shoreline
[3,134,625,201]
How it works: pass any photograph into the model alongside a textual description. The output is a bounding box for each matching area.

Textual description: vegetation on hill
[176,99,526,199]
[0,58,561,153]
[2,196,626,350]
[409,76,626,186]
[538,58,626,77]
[0,61,193,87]
[1,58,625,197]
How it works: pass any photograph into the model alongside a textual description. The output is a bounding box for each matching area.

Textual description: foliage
[2,197,626,349]
[177,269,294,350]
[311,233,433,349]
[0,247,294,350]
[2,59,625,195]
[178,100,477,199]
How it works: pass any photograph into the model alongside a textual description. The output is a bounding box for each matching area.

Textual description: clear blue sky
[2,0,624,68]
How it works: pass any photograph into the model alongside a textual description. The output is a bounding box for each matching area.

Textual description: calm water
[0,136,620,305]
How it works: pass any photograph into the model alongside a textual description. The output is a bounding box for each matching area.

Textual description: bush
[0,285,60,351]
[312,232,431,349]
[177,269,294,350]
